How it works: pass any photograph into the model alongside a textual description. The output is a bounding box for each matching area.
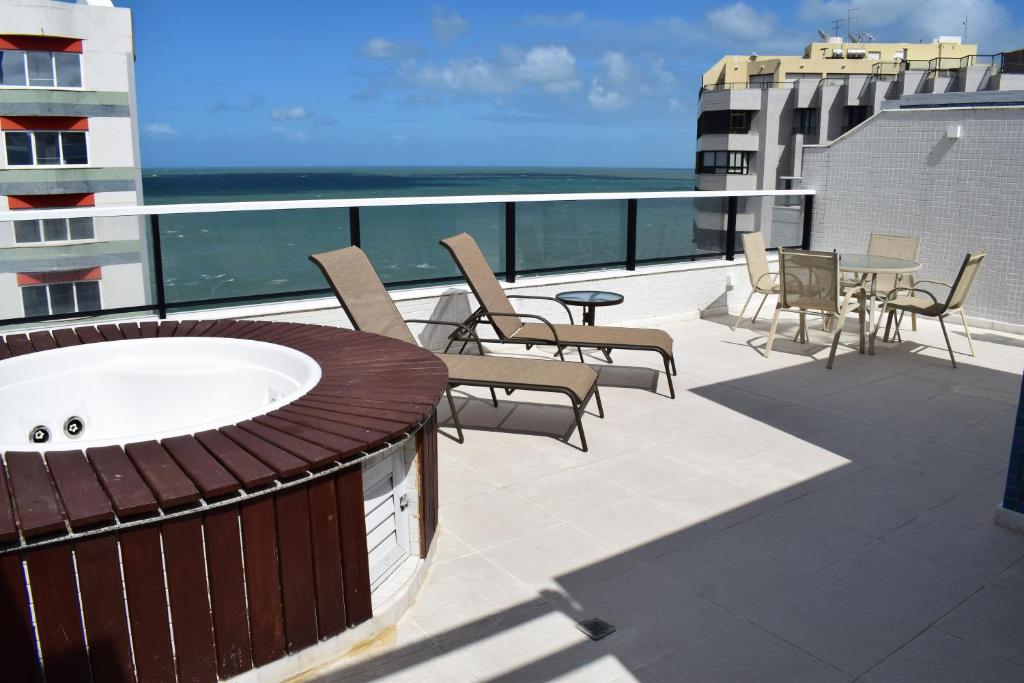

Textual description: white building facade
[695,38,1024,251]
[0,0,147,323]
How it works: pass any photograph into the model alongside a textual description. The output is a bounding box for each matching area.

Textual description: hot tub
[0,337,321,450]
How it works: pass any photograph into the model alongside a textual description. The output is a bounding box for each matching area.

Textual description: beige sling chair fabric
[732,231,780,330]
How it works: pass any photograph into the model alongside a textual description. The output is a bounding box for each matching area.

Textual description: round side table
[556,290,624,362]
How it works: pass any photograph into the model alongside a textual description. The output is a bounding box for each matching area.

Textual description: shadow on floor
[315,338,1024,682]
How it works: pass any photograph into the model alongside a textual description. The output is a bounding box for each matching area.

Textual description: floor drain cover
[576,617,616,641]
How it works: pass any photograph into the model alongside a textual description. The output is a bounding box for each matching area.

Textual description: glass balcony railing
[0,189,815,328]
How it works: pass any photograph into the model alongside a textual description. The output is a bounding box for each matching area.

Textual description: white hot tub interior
[0,336,322,450]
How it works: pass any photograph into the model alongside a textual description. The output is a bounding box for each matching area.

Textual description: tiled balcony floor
[304,311,1024,682]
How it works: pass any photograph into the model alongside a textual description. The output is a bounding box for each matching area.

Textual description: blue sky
[121,0,1024,168]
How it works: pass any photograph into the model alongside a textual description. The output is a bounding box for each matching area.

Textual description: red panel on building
[0,36,83,53]
[17,269,102,287]
[0,117,88,131]
[8,194,95,210]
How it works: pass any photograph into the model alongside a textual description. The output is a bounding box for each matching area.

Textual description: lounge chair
[438,232,677,398]
[310,247,603,450]
[873,250,986,368]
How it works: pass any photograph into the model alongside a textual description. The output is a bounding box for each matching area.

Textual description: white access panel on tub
[363,452,410,591]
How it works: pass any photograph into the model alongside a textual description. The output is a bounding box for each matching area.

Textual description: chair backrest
[309,246,419,346]
[778,248,840,314]
[439,232,523,339]
[868,233,921,292]
[741,232,771,290]
[944,250,986,312]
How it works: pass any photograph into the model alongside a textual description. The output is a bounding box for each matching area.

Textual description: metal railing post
[348,206,361,248]
[504,202,516,283]
[801,194,814,250]
[149,214,168,319]
[725,196,738,261]
[626,198,638,271]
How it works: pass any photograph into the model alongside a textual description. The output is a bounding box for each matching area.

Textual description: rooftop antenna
[831,17,843,37]
[963,14,968,41]
[847,7,859,42]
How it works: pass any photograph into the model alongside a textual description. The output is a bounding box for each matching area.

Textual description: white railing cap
[0,189,814,221]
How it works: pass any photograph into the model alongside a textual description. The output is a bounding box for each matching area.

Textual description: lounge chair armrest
[404,318,486,356]
[484,311,562,348]
[753,272,778,289]
[507,294,576,325]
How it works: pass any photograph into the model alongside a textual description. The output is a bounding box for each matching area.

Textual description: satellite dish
[861,32,875,42]
[818,29,830,40]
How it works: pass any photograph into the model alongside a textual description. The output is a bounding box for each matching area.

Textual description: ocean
[142,167,699,306]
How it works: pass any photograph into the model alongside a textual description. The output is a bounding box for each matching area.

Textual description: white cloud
[143,123,177,135]
[432,6,469,44]
[602,51,630,83]
[706,2,779,41]
[363,37,396,58]
[668,98,684,112]
[270,106,311,121]
[271,126,308,143]
[409,44,580,95]
[799,0,1019,51]
[412,58,509,94]
[510,45,580,92]
[651,58,678,88]
[588,81,628,110]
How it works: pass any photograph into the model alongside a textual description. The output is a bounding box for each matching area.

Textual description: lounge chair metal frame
[438,233,678,398]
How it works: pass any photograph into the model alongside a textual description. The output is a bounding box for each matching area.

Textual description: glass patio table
[839,253,921,353]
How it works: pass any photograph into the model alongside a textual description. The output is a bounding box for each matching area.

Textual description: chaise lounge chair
[438,232,677,398]
[310,247,603,450]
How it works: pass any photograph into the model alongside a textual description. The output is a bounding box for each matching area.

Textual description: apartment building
[694,36,1024,250]
[0,0,147,323]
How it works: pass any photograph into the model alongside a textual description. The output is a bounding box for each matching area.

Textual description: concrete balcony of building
[695,173,759,192]
[696,132,759,153]
[699,87,763,112]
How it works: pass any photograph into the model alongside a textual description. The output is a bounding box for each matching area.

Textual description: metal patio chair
[874,250,986,368]
[765,248,867,368]
[732,231,779,330]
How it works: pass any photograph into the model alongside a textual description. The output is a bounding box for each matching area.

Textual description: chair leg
[593,385,605,418]
[894,311,904,343]
[555,345,566,361]
[663,355,675,399]
[858,300,865,354]
[883,310,895,342]
[827,310,849,369]
[959,310,976,356]
[732,289,755,331]
[669,355,677,376]
[752,293,770,324]
[444,387,464,443]
[765,308,782,357]
[938,315,957,368]
[911,312,917,331]
[572,402,588,452]
[577,346,586,363]
[489,387,498,408]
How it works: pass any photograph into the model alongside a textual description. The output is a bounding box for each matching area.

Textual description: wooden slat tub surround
[0,321,446,681]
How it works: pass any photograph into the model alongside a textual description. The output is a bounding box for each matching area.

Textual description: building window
[13,217,95,244]
[21,280,101,317]
[844,106,870,132]
[697,110,752,137]
[793,108,820,135]
[0,50,81,87]
[4,130,88,165]
[697,150,751,175]
[822,74,848,86]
